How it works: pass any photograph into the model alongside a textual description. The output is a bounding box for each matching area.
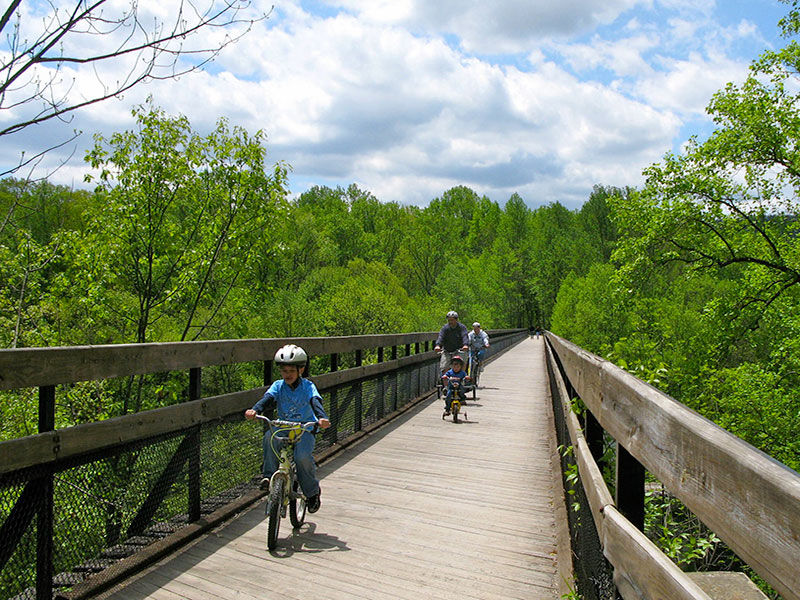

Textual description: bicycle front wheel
[266,476,285,550]
[289,478,306,528]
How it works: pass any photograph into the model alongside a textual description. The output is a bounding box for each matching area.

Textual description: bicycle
[255,415,318,550]
[435,348,469,400]
[467,347,486,393]
[441,376,469,423]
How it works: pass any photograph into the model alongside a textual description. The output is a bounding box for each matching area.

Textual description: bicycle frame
[467,346,485,388]
[255,415,317,549]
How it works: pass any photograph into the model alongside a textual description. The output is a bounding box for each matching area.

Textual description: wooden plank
[602,506,712,600]
[0,330,524,390]
[547,332,800,600]
[3,336,529,476]
[101,337,563,600]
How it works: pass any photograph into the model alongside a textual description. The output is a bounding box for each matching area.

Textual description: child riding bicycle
[441,354,471,416]
[245,344,330,513]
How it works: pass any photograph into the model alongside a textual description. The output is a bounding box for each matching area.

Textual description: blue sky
[0,0,791,209]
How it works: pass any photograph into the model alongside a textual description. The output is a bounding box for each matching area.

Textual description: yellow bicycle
[255,415,318,550]
[441,376,469,423]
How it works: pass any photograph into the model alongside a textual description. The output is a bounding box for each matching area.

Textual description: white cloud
[326,0,642,53]
[556,33,659,77]
[0,0,786,210]
[634,51,747,115]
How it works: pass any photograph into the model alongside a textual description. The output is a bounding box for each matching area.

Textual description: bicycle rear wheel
[289,478,307,528]
[266,477,285,550]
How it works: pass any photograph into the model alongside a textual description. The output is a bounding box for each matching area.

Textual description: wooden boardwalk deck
[101,337,570,600]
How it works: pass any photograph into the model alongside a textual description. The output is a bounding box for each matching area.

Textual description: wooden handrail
[0,330,522,390]
[546,331,800,600]
[0,351,439,475]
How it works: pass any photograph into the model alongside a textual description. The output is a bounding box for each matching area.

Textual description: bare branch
[0,0,270,174]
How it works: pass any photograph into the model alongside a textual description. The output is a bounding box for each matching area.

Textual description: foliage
[645,485,724,570]
[82,100,289,344]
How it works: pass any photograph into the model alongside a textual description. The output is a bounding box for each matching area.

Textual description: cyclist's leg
[293,432,320,498]
[444,387,453,411]
[439,350,452,373]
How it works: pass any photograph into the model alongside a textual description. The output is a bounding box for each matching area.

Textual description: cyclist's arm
[435,327,448,352]
[309,389,331,429]
[246,390,276,419]
[310,395,328,420]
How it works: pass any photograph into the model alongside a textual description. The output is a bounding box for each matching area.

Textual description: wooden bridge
[1,331,799,600]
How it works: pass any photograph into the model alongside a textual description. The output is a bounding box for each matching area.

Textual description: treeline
[0,109,620,351]
[0,102,619,438]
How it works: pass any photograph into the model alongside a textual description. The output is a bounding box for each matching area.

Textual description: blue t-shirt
[443,368,468,384]
[251,378,328,423]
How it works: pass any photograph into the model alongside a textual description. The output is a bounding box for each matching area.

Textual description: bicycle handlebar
[254,415,318,431]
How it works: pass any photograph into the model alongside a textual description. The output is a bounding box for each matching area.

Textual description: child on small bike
[245,344,330,513]
[441,354,471,416]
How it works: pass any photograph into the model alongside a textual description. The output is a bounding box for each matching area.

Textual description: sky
[0,0,791,209]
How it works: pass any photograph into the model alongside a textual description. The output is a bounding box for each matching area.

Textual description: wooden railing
[545,331,800,600]
[0,329,527,600]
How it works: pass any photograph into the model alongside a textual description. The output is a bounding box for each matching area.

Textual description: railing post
[187,368,201,523]
[36,385,55,600]
[616,442,645,531]
[377,347,385,419]
[584,410,604,464]
[264,360,273,387]
[354,350,362,432]
[327,354,338,444]
[391,345,398,411]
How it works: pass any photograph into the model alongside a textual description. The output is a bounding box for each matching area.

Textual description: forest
[2,3,800,595]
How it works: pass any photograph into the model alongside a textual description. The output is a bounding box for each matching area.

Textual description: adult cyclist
[434,310,469,374]
[468,322,490,386]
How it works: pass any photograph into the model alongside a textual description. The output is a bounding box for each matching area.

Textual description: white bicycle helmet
[472,322,480,328]
[446,311,459,319]
[274,344,308,365]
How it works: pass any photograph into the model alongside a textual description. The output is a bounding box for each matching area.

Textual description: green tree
[577,185,624,262]
[81,102,289,344]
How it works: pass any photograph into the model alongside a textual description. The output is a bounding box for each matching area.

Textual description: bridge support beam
[616,442,645,532]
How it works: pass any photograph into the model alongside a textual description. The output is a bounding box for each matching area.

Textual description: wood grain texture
[547,332,800,600]
[99,338,566,600]
[0,331,523,390]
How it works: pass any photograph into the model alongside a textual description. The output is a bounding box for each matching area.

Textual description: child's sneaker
[259,477,270,491]
[308,490,321,513]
